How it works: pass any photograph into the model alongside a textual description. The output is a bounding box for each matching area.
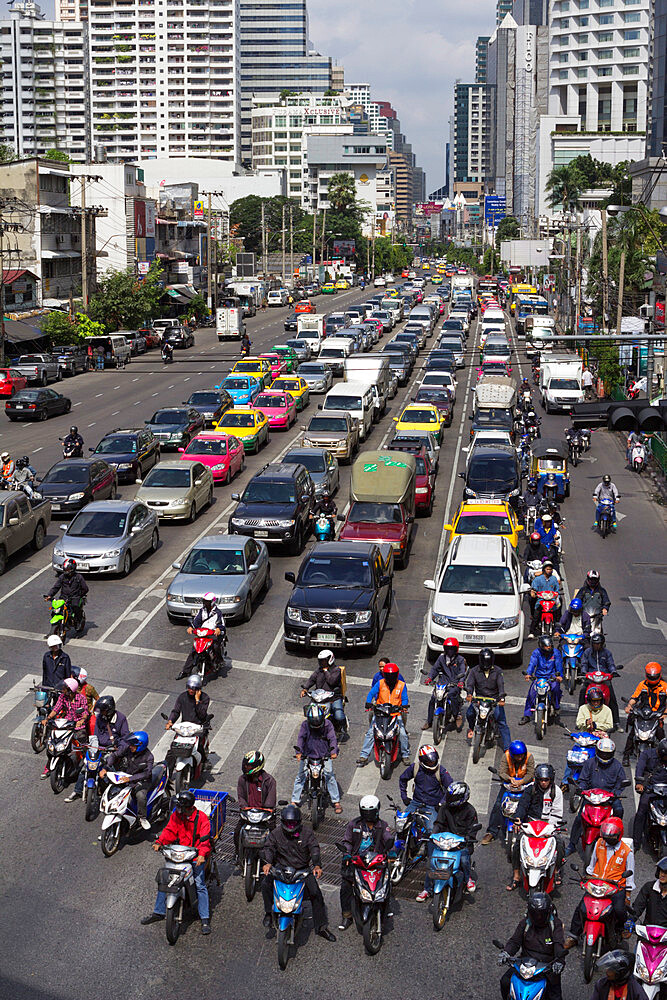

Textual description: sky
[4,0,498,192]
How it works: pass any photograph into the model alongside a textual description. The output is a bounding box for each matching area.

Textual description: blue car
[220,375,262,406]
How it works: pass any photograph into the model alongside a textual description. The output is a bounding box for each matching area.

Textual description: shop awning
[167,289,190,303]
[166,283,197,299]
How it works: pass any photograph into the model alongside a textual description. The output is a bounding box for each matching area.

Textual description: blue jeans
[154,862,209,920]
[401,803,436,892]
[292,758,340,804]
[466,703,511,751]
[360,717,410,759]
[523,679,562,717]
[330,697,346,726]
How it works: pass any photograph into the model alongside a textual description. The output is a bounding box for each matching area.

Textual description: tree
[545,163,584,212]
[327,173,357,213]
[184,293,208,322]
[40,310,105,345]
[495,216,520,248]
[0,144,15,164]
[279,89,296,104]
[44,149,72,164]
[229,195,305,256]
[87,260,166,330]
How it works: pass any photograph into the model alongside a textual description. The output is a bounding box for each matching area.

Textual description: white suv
[424,535,528,661]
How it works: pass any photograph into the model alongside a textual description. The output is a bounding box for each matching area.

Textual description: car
[282,447,339,499]
[267,289,287,307]
[413,386,454,426]
[325,313,347,337]
[270,375,310,411]
[372,310,393,333]
[52,499,159,576]
[89,427,160,482]
[412,448,436,516]
[164,327,194,349]
[122,330,148,355]
[391,332,420,359]
[321,282,336,294]
[183,389,233,427]
[53,345,89,376]
[230,358,273,389]
[271,345,300,373]
[477,361,511,381]
[283,541,393,653]
[38,458,117,515]
[335,279,349,290]
[401,324,427,349]
[253,389,297,429]
[178,432,245,484]
[389,432,440,472]
[259,352,288,381]
[443,500,524,549]
[301,410,359,464]
[166,534,270,624]
[424,535,528,661]
[221,374,263,406]
[285,338,312,363]
[283,312,299,332]
[229,461,314,554]
[364,318,384,339]
[373,276,386,288]
[382,342,414,372]
[0,368,27,396]
[420,371,457,402]
[5,387,71,421]
[136,459,213,521]
[294,299,316,314]
[213,407,269,453]
[297,362,333,394]
[468,428,515,451]
[463,443,522,502]
[393,403,447,445]
[145,407,204,450]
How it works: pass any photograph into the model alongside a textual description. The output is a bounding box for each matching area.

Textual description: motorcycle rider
[507,762,565,892]
[301,649,346,732]
[179,592,226,679]
[234,750,277,858]
[62,426,84,457]
[432,781,479,894]
[556,596,592,642]
[161,340,174,363]
[41,634,72,688]
[534,512,560,570]
[482,740,536,846]
[357,662,411,766]
[522,531,550,582]
[260,804,336,941]
[573,570,611,630]
[623,662,667,766]
[590,950,646,1000]
[465,647,511,751]
[1,449,15,484]
[524,409,542,439]
[311,490,337,521]
[240,332,251,356]
[499,893,567,1000]
[400,745,453,902]
[372,657,406,685]
[99,730,155,831]
[521,477,543,517]
[292,704,342,815]
[423,636,467,732]
[631,856,667,927]
[565,816,634,948]
[632,738,667,852]
[164,674,211,775]
[142,789,212,935]
[626,429,645,464]
[578,632,619,725]
[70,665,99,716]
[12,456,39,498]
[575,687,614,735]
[566,738,627,856]
[44,558,89,633]
[338,794,394,931]
[528,559,562,638]
[593,475,620,530]
[42,676,89,780]
[66,693,129,801]
[520,636,563,726]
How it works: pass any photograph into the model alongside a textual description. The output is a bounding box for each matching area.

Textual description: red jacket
[157,808,211,859]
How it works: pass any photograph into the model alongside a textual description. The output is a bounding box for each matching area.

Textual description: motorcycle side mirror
[622,779,632,787]
[278,799,288,807]
[616,664,624,671]
[472,824,482,834]
[88,446,94,452]
[488,766,498,775]
[492,939,504,951]
[160,712,169,720]
[336,513,345,521]
[570,864,580,873]
[621,696,629,703]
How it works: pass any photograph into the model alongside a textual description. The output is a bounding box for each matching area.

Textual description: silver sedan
[52,499,159,576]
[297,362,333,394]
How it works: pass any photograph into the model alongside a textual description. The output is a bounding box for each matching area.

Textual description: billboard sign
[145,202,156,238]
[333,239,355,258]
[134,200,146,238]
[484,195,507,226]
[193,200,204,219]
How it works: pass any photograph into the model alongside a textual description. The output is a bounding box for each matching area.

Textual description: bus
[509,283,538,313]
[515,295,550,335]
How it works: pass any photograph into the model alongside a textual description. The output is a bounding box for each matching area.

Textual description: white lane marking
[209,705,257,774]
[87,423,96,427]
[133,378,139,382]
[73,401,82,407]
[168,385,175,390]
[95,393,104,398]
[464,744,497,817]
[347,762,382,799]
[33,447,42,453]
[112,411,120,416]
[629,596,667,640]
[260,713,302,776]
[127,692,169,733]
[98,685,126,702]
[0,562,52,606]
[152,726,177,763]
[0,674,36,722]
[524,742,549,765]
[114,385,121,390]
[151,392,158,397]
[184,377,191,382]
[260,627,284,668]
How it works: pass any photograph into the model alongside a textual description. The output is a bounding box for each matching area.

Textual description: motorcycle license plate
[317,633,336,643]
[464,633,485,643]
[255,530,269,538]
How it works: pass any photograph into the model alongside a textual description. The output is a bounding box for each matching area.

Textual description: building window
[599,13,613,23]
[623,47,640,58]
[598,49,612,58]
[621,64,639,74]
[559,69,568,79]
[578,50,588,60]
[578,32,588,42]
[623,28,639,38]
[576,68,588,77]
[578,16,588,25]
[597,66,612,76]
[598,31,613,41]
[598,0,613,5]
[623,11,640,21]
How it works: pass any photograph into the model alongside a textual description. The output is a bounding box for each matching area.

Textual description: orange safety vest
[505,750,528,780]
[593,839,632,891]
[377,678,406,708]
[2,460,12,479]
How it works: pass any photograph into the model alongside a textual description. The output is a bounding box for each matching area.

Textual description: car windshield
[234,363,261,374]
[475,410,513,429]
[320,349,345,358]
[184,438,228,456]
[349,502,403,524]
[299,364,326,375]
[188,392,219,406]
[286,341,303,351]
[150,410,187,424]
[242,481,296,503]
[422,375,451,386]
[256,394,287,408]
[15,390,42,400]
[402,409,437,423]
[42,464,89,484]
[308,417,347,432]
[468,457,516,491]
[299,555,372,588]
[324,395,362,410]
[67,511,127,537]
[549,378,580,390]
[95,435,137,454]
[143,467,191,487]
[220,413,255,428]
[278,380,299,390]
[457,514,512,535]
[284,452,325,472]
[224,378,250,390]
[438,564,515,595]
[538,457,563,470]
[180,548,246,575]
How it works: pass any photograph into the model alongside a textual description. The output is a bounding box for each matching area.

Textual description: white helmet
[202,592,216,605]
[359,794,380,823]
[47,634,62,648]
[318,649,334,666]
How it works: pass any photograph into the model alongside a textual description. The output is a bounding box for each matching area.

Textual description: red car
[0,368,27,396]
[178,432,245,484]
[252,390,297,429]
[413,447,436,516]
[366,317,384,337]
[413,386,453,426]
[294,299,315,314]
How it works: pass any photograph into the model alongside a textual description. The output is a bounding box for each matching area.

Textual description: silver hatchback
[52,499,159,576]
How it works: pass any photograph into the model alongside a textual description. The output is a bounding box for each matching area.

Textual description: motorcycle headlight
[355,610,372,624]
[47,740,55,752]
[358,886,373,902]
[69,492,85,501]
[87,760,99,771]
[478,705,490,718]
[286,607,302,622]
[635,957,649,980]
[309,766,322,778]
[500,615,520,629]
[276,897,299,914]
[432,613,450,627]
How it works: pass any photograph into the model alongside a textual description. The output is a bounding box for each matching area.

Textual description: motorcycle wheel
[50,759,66,794]
[165,906,181,946]
[535,708,545,742]
[244,853,257,903]
[432,887,450,932]
[363,910,383,954]
[506,830,516,865]
[101,824,121,857]
[310,793,319,831]
[174,764,191,795]
[472,728,483,764]
[432,713,445,746]
[600,517,609,539]
[277,927,290,970]
[583,840,595,867]
[390,847,407,884]
[85,786,100,822]
[583,941,596,983]
[30,721,46,753]
[569,786,581,814]
[567,666,576,697]
[379,750,391,781]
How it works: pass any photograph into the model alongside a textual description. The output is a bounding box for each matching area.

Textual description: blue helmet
[569,597,583,613]
[128,730,149,753]
[509,740,527,759]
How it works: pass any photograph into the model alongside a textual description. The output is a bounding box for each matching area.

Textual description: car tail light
[28,404,36,409]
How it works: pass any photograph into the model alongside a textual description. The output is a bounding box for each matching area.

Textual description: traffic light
[571,399,667,431]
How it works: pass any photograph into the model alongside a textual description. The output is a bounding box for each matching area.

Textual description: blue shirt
[372,669,406,686]
[532,573,561,596]
[535,520,558,547]
[527,648,563,679]
[366,679,409,708]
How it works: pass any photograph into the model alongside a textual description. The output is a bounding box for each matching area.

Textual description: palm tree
[327,173,357,213]
[546,163,584,212]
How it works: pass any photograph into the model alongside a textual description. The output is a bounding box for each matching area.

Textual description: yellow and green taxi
[230,357,273,389]
[393,403,447,444]
[432,274,443,285]
[213,407,269,453]
[335,278,349,290]
[443,501,524,548]
[271,344,299,373]
[270,374,310,411]
[385,287,399,298]
[321,282,337,295]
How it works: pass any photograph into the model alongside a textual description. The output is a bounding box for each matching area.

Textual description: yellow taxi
[270,375,310,411]
[212,407,269,454]
[230,357,273,389]
[321,282,337,295]
[335,278,349,290]
[443,501,524,548]
[422,263,430,270]
[432,274,443,285]
[385,287,399,298]
[393,403,447,445]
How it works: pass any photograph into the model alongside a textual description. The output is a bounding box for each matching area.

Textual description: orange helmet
[646,662,663,687]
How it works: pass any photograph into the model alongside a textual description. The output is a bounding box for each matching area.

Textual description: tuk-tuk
[530,438,570,500]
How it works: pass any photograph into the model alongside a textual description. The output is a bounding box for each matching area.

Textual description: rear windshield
[95,435,137,454]
[188,392,220,406]
[468,456,517,491]
[283,452,325,472]
[150,410,187,424]
[323,394,363,410]
[308,416,347,432]
[349,502,402,524]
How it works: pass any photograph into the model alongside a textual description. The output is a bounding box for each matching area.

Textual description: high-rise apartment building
[475,36,490,83]
[88,0,240,163]
[0,1,90,161]
[453,83,492,184]
[55,0,88,19]
[497,0,513,23]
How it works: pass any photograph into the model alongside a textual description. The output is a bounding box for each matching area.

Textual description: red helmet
[600,817,623,846]
[443,637,459,654]
[382,662,399,677]
[530,531,541,543]
[646,662,663,687]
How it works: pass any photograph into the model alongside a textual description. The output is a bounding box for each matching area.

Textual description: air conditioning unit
[55,235,65,244]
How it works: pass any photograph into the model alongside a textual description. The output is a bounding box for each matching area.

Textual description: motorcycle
[431,681,463,746]
[471,696,499,764]
[642,779,667,858]
[429,826,480,932]
[489,767,525,862]
[494,939,557,1000]
[634,923,667,999]
[184,627,227,680]
[313,513,335,542]
[45,717,86,794]
[387,794,432,884]
[47,596,86,641]
[631,441,647,474]
[371,703,403,779]
[155,840,220,946]
[303,687,348,738]
[336,843,390,954]
[295,750,331,830]
[268,865,310,969]
[559,632,585,696]
[518,819,561,895]
[59,437,83,459]
[565,429,581,467]
[524,507,539,537]
[580,665,623,716]
[624,695,663,762]
[161,713,210,793]
[524,674,556,741]
[534,589,560,637]
[161,347,174,365]
[571,867,629,982]
[81,734,107,821]
[238,806,273,902]
[99,764,170,856]
[28,683,57,753]
[595,497,617,538]
[564,732,600,813]
[576,787,615,865]
[543,477,559,505]
[580,427,592,452]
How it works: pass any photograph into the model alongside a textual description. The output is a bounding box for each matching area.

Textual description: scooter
[313,513,335,542]
[303,687,348,739]
[430,681,463,746]
[371,704,402,779]
[580,666,622,710]
[46,596,86,642]
[564,732,600,813]
[559,632,585,696]
[387,794,431,884]
[634,923,667,999]
[45,717,86,794]
[534,590,560,637]
[580,427,592,451]
[631,441,647,474]
[28,683,56,753]
[518,819,560,894]
[429,826,480,932]
[624,695,664,762]
[595,497,617,538]
[643,779,667,857]
[571,867,628,982]
[565,429,581,467]
[336,843,390,954]
[525,557,543,584]
[59,437,83,459]
[577,787,615,865]
[489,767,525,863]
[184,627,227,680]
[524,674,555,742]
[161,713,210,793]
[494,939,556,1000]
[238,806,273,902]
[471,696,499,764]
[268,865,310,970]
[154,842,220,946]
[99,764,170,856]
[295,751,331,831]
[161,347,174,365]
[81,734,107,821]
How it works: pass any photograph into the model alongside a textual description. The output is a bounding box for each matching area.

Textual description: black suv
[283,541,394,653]
[228,462,314,554]
[90,427,160,482]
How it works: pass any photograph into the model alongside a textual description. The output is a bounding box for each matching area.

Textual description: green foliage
[588,337,621,388]
[495,216,520,248]
[44,149,72,164]
[279,89,296,103]
[229,195,305,255]
[75,313,106,338]
[327,173,357,213]
[587,206,662,323]
[372,237,411,274]
[0,144,15,164]
[545,163,584,212]
[481,246,500,273]
[184,294,208,321]
[40,310,105,345]
[564,155,631,205]
[87,260,166,331]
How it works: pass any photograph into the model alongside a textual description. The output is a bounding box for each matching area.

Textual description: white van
[321,380,375,441]
[152,318,181,332]
[318,336,354,376]
[267,288,288,307]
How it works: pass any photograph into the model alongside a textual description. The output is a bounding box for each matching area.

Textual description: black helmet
[242,750,265,776]
[280,804,302,838]
[479,647,495,671]
[15,455,29,469]
[658,740,667,765]
[602,474,611,486]
[305,704,325,730]
[538,636,554,654]
[94,694,115,719]
[527,892,552,929]
[445,781,470,808]
[596,950,633,984]
[535,763,555,788]
[359,794,380,824]
[587,686,604,707]
[173,790,196,814]
[591,632,605,649]
[63,558,77,575]
[587,569,600,585]
[70,426,78,435]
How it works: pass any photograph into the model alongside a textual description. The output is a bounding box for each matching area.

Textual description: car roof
[469,442,517,458]
[448,534,506,565]
[250,462,303,482]
[284,447,325,458]
[185,534,252,552]
[306,541,378,558]
[101,428,142,436]
[75,499,138,512]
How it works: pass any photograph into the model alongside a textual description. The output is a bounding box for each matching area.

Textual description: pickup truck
[0,490,51,574]
[14,354,61,385]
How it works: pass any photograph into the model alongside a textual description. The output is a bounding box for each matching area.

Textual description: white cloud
[308,0,496,190]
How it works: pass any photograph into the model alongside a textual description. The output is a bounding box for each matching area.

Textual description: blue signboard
[484,195,506,226]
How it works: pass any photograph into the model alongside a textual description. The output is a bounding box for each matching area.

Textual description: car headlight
[432,613,450,627]
[69,492,85,501]
[172,498,189,506]
[211,464,227,471]
[275,519,295,528]
[286,607,302,622]
[105,549,122,557]
[355,610,373,624]
[230,517,246,526]
[117,463,132,470]
[500,615,520,630]
[220,595,242,605]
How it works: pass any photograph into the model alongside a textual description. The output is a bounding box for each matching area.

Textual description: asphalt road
[0,281,665,1000]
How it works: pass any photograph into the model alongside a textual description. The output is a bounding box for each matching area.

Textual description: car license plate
[464,633,486,643]
[15,403,24,409]
[77,562,89,570]
[317,633,337,643]
[51,504,61,511]
[255,530,269,538]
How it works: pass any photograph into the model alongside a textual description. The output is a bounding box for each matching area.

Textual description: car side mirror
[520,582,531,594]
[317,404,322,410]
[231,493,240,501]
[248,562,260,572]
[407,515,414,524]
[135,478,143,485]
[285,571,296,584]
[131,526,141,534]
[88,446,94,452]
[424,579,436,591]
[8,516,19,526]
[459,472,465,479]
[59,524,67,530]
[195,478,204,485]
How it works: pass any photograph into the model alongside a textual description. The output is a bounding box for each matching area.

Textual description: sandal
[506,877,521,892]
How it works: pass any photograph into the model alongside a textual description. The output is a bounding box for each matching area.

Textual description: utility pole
[289,204,294,281]
[261,201,267,278]
[615,248,626,337]
[0,227,5,368]
[312,210,317,280]
[281,203,286,285]
[575,222,582,333]
[80,176,88,309]
[207,191,212,310]
[601,207,609,334]
[371,217,376,279]
[320,207,326,270]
